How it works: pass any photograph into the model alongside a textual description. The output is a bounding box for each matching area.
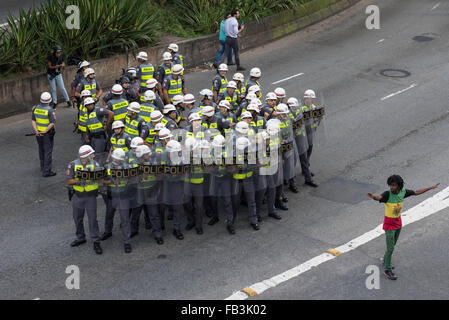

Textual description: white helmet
[79,145,95,158]
[144,90,156,101]
[127,67,137,75]
[248,85,260,93]
[246,103,259,112]
[162,51,172,60]
[266,92,277,100]
[172,64,184,75]
[218,100,231,110]
[200,89,213,100]
[251,98,262,106]
[189,112,201,122]
[218,63,228,71]
[78,60,90,68]
[274,87,286,98]
[287,97,300,108]
[154,122,166,131]
[131,137,144,148]
[166,140,182,152]
[183,93,195,104]
[111,148,126,161]
[184,137,199,151]
[136,145,151,158]
[136,51,148,60]
[150,110,163,122]
[250,67,261,78]
[226,81,237,89]
[240,111,252,119]
[83,97,95,106]
[83,68,95,77]
[40,92,52,104]
[233,73,244,82]
[168,43,179,52]
[163,104,176,114]
[245,92,257,101]
[158,128,173,140]
[236,136,250,150]
[80,89,92,98]
[235,121,249,134]
[146,78,158,89]
[304,89,316,99]
[212,134,226,147]
[111,120,125,130]
[172,95,184,106]
[276,103,289,114]
[266,118,281,135]
[202,105,215,117]
[111,84,123,95]
[127,102,140,113]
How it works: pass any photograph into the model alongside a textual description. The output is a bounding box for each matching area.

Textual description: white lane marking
[380,83,417,101]
[272,73,304,85]
[33,298,40,300]
[377,39,385,43]
[431,2,441,11]
[225,185,449,300]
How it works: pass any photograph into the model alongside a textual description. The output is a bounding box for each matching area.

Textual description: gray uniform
[86,106,109,166]
[292,106,312,183]
[66,159,101,243]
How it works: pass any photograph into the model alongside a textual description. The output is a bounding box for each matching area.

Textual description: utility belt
[74,190,98,197]
[89,131,106,139]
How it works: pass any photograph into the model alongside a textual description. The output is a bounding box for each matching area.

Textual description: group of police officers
[32,43,324,254]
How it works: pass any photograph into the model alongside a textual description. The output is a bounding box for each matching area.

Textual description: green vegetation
[0,0,314,76]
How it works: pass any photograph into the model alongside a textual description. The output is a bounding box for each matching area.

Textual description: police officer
[168,43,183,69]
[261,92,277,119]
[235,92,257,121]
[139,90,156,123]
[231,136,259,231]
[75,68,103,103]
[217,80,239,112]
[105,84,129,122]
[144,78,165,111]
[136,51,155,91]
[232,72,246,100]
[75,90,92,144]
[171,94,184,126]
[201,105,232,140]
[186,112,206,140]
[32,92,56,177]
[208,135,235,234]
[274,87,286,105]
[71,60,90,107]
[183,93,200,121]
[101,149,132,253]
[157,140,186,240]
[105,120,131,164]
[302,89,320,172]
[199,89,219,113]
[66,145,103,254]
[217,100,236,138]
[119,75,139,103]
[212,64,228,104]
[274,104,293,207]
[156,52,173,87]
[288,97,318,188]
[245,68,262,99]
[124,102,145,139]
[247,103,266,133]
[84,97,114,166]
[162,64,186,104]
[126,68,141,93]
[162,104,179,131]
[141,110,164,149]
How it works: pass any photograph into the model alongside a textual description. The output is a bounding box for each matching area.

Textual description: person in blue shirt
[213,13,233,66]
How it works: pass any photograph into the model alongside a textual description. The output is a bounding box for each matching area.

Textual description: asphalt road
[1,0,449,300]
[0,0,44,25]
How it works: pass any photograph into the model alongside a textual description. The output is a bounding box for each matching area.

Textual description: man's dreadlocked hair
[387,175,404,191]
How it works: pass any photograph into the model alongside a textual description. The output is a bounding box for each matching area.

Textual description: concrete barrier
[0,0,360,118]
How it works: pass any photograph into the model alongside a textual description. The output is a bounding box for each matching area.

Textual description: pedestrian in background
[213,13,233,66]
[47,45,71,109]
[216,9,245,71]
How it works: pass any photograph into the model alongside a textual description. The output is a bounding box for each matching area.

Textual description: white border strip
[272,73,304,85]
[380,83,417,101]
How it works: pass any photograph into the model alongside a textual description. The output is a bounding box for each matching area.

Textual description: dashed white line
[380,83,417,101]
[225,185,449,300]
[272,73,304,85]
[377,38,385,43]
[431,2,441,11]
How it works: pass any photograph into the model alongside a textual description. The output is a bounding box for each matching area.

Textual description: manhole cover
[157,254,167,259]
[379,69,411,78]
[413,35,434,42]
[309,177,379,204]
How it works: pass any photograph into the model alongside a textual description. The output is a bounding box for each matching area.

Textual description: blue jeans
[214,40,233,63]
[47,74,69,104]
